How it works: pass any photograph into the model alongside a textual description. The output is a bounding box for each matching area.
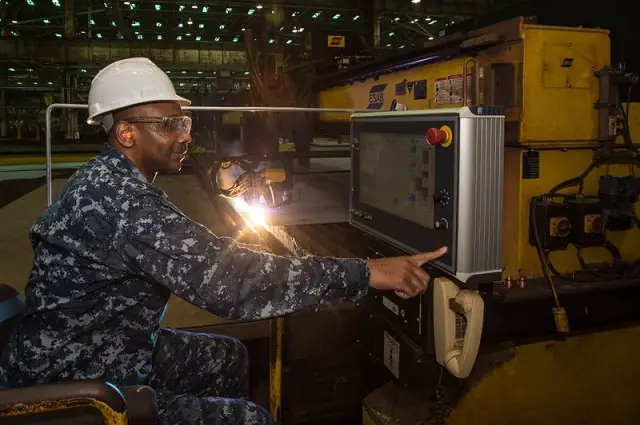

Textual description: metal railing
[45,103,367,206]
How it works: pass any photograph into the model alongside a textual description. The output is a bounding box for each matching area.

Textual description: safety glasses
[124,115,192,137]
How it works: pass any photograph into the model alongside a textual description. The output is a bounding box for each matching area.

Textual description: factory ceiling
[0,0,513,99]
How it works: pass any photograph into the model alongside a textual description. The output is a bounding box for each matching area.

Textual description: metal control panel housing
[349,107,505,286]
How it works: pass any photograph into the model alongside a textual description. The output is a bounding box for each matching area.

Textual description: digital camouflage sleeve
[0,143,369,390]
[122,194,370,320]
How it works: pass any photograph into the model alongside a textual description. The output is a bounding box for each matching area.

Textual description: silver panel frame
[349,107,505,284]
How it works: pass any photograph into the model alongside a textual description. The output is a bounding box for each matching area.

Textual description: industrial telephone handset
[433,277,484,379]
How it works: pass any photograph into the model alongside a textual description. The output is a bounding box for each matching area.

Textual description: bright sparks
[232,198,267,228]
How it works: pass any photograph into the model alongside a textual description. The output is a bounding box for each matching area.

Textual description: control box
[349,107,505,286]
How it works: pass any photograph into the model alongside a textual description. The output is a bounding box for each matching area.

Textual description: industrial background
[1,0,640,424]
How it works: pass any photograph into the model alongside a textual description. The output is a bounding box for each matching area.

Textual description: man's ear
[114,121,135,149]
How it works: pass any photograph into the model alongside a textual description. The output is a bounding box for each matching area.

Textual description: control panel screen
[358,132,436,229]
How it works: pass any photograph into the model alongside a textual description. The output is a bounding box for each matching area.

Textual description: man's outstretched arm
[119,195,371,320]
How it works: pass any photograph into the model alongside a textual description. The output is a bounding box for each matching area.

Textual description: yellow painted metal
[316,18,640,281]
[446,323,640,425]
[269,317,283,424]
[362,322,640,425]
[0,397,127,425]
[264,168,286,183]
[222,111,243,126]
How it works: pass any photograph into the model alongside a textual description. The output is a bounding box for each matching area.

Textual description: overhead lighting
[52,0,61,7]
[198,23,204,29]
[388,32,394,36]
[111,21,116,26]
[248,8,255,15]
[353,15,360,21]
[43,19,51,24]
[155,4,161,10]
[386,43,391,47]
[233,36,239,42]
[312,12,321,18]
[196,36,201,41]
[191,4,197,8]
[298,27,304,32]
[157,35,163,40]
[187,19,193,25]
[197,71,202,74]
[11,20,17,24]
[132,21,140,27]
[428,36,434,40]
[268,38,275,44]
[137,34,143,39]
[394,17,400,22]
[178,23,184,28]
[55,33,62,38]
[96,33,103,38]
[90,19,95,25]
[226,7,232,13]
[27,0,35,5]
[80,69,87,73]
[256,4,263,8]
[242,27,245,31]
[333,13,340,19]
[202,6,209,12]
[48,81,53,85]
[219,24,225,30]
[411,0,421,3]
[400,45,405,48]
[129,3,136,10]
[286,39,292,44]
[214,36,220,42]
[156,22,162,27]
[244,71,249,75]
[291,12,298,17]
[8,68,15,72]
[178,5,185,11]
[177,35,182,40]
[186,32,191,36]
[181,71,186,74]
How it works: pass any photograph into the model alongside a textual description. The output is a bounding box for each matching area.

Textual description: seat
[0,283,158,424]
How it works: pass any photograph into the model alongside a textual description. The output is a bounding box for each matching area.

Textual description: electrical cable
[530,198,562,308]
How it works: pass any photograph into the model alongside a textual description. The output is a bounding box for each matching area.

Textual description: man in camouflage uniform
[0,58,446,424]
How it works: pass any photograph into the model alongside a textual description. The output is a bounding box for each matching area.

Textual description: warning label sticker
[434,74,471,105]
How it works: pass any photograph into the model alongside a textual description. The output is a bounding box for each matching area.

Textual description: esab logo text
[367,84,387,110]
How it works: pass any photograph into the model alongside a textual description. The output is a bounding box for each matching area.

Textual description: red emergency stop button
[426,128,447,146]
[426,125,453,147]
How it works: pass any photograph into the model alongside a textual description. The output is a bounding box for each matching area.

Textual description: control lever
[433,277,484,379]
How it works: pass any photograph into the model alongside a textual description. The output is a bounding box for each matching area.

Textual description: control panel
[349,107,505,286]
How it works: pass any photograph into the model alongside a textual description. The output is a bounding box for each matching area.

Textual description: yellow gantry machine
[317,16,639,298]
[315,16,640,425]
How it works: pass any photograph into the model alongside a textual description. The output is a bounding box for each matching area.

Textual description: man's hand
[365,247,448,299]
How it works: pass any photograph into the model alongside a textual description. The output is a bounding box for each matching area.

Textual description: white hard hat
[87,57,191,126]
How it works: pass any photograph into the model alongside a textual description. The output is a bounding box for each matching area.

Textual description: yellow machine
[314,16,640,425]
[316,16,640,284]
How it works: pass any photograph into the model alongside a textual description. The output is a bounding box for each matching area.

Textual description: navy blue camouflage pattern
[0,142,370,424]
